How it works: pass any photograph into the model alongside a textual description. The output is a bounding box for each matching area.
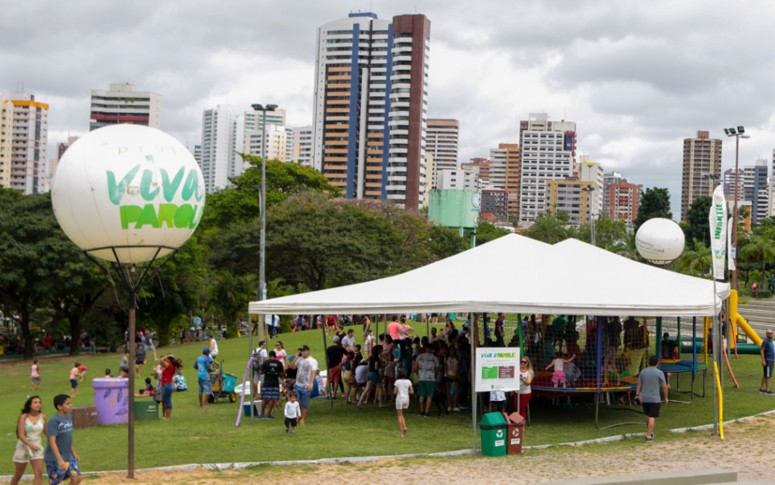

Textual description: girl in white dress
[11,396,46,485]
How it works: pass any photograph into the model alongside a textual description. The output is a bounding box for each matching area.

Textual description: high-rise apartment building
[770,150,775,218]
[287,125,313,166]
[244,124,288,162]
[577,157,604,217]
[199,107,244,193]
[743,159,768,226]
[603,171,625,214]
[312,12,431,210]
[0,95,13,189]
[490,143,520,218]
[545,179,594,226]
[462,158,491,185]
[427,119,459,188]
[89,83,161,131]
[9,93,48,194]
[606,180,641,225]
[518,113,576,223]
[680,130,721,221]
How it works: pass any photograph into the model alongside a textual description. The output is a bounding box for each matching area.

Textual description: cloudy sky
[3,0,774,217]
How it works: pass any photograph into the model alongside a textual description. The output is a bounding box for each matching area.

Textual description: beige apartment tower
[680,130,721,221]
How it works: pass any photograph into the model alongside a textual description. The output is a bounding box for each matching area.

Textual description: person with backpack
[251,341,268,399]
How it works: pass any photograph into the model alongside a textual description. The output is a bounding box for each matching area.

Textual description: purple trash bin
[92,378,129,424]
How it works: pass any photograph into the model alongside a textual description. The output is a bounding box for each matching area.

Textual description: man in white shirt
[289,345,318,426]
[341,329,356,350]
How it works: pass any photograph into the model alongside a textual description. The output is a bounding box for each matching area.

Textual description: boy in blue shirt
[44,394,81,485]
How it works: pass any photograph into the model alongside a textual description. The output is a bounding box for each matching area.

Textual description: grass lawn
[1,319,773,476]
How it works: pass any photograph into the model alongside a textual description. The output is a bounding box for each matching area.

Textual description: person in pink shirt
[387,316,402,340]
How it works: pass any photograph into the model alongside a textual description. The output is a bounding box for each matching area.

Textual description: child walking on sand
[545,352,576,388]
[69,363,81,397]
[393,369,414,438]
[284,390,301,435]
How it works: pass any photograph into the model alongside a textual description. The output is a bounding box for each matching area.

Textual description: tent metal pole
[321,318,333,408]
[656,317,662,367]
[249,314,254,425]
[471,311,477,453]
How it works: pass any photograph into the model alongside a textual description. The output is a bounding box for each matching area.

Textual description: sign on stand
[475,347,520,392]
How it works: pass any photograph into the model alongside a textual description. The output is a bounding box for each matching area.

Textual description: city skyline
[3,1,775,218]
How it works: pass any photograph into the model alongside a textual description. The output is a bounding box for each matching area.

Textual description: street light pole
[724,126,750,291]
[251,103,277,340]
[583,185,595,246]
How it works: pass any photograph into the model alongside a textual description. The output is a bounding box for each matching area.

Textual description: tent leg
[249,314,254,425]
[321,321,333,408]
[471,314,477,454]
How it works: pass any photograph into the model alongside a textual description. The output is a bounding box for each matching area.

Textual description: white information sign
[475,347,520,392]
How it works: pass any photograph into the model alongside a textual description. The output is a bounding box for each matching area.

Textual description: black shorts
[764,361,773,379]
[490,400,506,412]
[642,402,660,418]
[285,417,297,427]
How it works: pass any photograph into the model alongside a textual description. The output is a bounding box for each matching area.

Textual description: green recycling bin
[479,412,508,457]
[134,400,159,421]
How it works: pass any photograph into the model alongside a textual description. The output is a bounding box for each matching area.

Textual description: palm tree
[525,213,571,244]
[674,239,712,277]
[740,228,775,289]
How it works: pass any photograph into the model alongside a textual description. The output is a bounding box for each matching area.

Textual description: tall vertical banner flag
[727,216,736,272]
[709,185,728,280]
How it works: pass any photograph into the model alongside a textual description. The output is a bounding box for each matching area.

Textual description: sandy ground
[86,414,775,484]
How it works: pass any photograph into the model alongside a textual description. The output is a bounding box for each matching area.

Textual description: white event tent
[246,233,729,446]
[248,234,729,317]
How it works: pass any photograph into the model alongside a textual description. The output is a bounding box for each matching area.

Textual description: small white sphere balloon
[635,218,685,265]
[51,124,205,263]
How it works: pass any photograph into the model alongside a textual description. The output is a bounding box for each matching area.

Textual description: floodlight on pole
[250,103,278,342]
[724,125,750,291]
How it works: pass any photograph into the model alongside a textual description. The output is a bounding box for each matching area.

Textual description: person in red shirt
[159,354,182,420]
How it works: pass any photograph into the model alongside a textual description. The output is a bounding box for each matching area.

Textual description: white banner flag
[728,216,736,272]
[709,186,727,280]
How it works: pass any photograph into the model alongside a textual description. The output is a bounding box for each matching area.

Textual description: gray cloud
[3,0,775,219]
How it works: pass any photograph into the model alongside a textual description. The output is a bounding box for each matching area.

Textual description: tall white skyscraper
[518,113,576,223]
[90,83,161,131]
[199,107,243,193]
[312,12,431,210]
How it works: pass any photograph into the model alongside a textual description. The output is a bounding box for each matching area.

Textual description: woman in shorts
[11,396,46,485]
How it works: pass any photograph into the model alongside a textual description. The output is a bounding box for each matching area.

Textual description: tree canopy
[634,187,672,233]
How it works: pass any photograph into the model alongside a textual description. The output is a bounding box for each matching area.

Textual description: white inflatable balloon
[51,125,205,263]
[635,218,685,265]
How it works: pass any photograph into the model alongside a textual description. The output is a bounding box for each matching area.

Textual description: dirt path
[88,414,775,484]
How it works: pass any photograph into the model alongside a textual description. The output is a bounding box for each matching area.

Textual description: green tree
[634,187,672,233]
[683,196,712,247]
[577,214,628,250]
[200,156,341,231]
[475,221,511,246]
[136,236,208,345]
[739,226,775,289]
[674,240,712,277]
[0,190,109,359]
[428,225,468,260]
[525,213,571,244]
